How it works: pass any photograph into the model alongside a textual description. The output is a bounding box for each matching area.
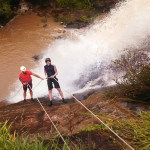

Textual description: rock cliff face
[0,91,149,149]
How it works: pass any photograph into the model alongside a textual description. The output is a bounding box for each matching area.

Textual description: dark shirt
[44,64,56,77]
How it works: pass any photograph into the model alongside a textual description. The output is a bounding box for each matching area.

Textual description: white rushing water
[9,0,150,102]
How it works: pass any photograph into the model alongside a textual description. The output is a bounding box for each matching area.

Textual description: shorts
[47,78,60,90]
[23,81,32,91]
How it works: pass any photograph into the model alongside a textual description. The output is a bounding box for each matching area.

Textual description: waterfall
[9,0,150,102]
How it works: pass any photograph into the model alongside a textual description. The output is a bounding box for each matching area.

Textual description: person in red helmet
[19,66,44,102]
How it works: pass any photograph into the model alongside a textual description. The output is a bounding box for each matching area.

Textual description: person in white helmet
[19,66,44,102]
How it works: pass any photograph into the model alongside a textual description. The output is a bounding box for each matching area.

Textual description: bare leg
[29,89,33,99]
[49,90,53,101]
[57,88,64,99]
[23,90,27,102]
[23,90,27,99]
[48,90,53,106]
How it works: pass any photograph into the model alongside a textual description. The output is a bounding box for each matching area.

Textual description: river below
[0,11,65,100]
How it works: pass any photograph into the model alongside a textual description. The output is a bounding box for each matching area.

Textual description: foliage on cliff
[108,50,150,101]
[0,0,119,25]
[0,0,20,25]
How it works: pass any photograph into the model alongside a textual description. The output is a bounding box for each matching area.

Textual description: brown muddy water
[0,11,65,100]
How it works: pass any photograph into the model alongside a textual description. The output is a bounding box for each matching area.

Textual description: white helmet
[20,66,26,72]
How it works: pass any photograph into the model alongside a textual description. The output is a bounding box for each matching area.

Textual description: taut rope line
[52,77,135,150]
[27,82,70,150]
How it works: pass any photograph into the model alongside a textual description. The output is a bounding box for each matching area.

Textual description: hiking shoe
[48,101,52,106]
[62,98,67,103]
[31,98,34,102]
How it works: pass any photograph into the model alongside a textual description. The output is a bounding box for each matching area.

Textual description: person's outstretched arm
[32,73,44,80]
[44,68,47,78]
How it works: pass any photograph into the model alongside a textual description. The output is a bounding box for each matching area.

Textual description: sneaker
[62,98,67,103]
[48,101,52,106]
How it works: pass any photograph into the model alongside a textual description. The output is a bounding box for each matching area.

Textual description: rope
[1,80,43,103]
[32,80,43,90]
[1,86,22,103]
[27,82,70,150]
[3,76,135,150]
[70,94,134,150]
[51,77,135,150]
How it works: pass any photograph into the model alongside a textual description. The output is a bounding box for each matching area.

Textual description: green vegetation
[110,111,150,150]
[79,123,106,132]
[80,15,92,22]
[56,0,92,10]
[0,121,49,149]
[0,0,118,25]
[0,121,71,150]
[79,111,150,150]
[23,0,93,9]
[56,16,73,24]
[25,0,118,10]
[0,0,20,25]
[56,0,119,11]
[107,50,150,101]
[0,0,12,25]
[0,121,89,150]
[26,0,50,6]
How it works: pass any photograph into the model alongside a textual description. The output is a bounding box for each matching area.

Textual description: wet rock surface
[65,21,89,29]
[32,54,42,62]
[0,92,149,134]
[0,91,149,149]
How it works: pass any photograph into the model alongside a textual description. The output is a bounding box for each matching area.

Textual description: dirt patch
[69,130,122,150]
[43,130,122,150]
